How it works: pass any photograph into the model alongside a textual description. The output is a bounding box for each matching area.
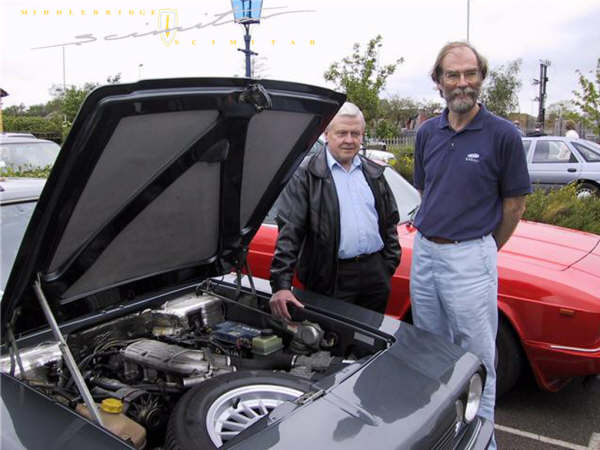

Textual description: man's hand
[269,289,304,320]
[494,196,527,250]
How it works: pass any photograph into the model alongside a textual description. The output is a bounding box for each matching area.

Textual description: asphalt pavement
[495,375,600,449]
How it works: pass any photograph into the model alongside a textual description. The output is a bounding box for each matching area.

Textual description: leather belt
[425,236,459,244]
[338,252,378,263]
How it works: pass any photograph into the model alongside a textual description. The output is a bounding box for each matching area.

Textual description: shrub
[523,185,600,234]
[0,165,53,178]
[389,145,415,184]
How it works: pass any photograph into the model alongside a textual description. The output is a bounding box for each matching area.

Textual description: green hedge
[523,185,600,234]
[0,166,53,178]
[3,115,66,142]
[391,148,600,235]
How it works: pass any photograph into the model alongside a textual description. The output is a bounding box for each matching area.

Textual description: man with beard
[269,102,401,320]
[410,42,530,449]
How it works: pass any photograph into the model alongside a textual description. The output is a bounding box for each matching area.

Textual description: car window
[521,139,531,153]
[572,142,600,162]
[532,140,577,163]
[1,201,37,293]
[0,141,60,170]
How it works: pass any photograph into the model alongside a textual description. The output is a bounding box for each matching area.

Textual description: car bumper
[524,340,600,391]
[456,417,494,449]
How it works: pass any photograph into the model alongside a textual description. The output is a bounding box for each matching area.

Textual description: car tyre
[576,182,599,199]
[166,370,312,450]
[495,318,523,397]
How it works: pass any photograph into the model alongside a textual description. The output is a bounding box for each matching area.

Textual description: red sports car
[248,163,600,396]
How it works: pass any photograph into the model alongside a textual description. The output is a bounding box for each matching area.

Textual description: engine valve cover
[123,339,222,376]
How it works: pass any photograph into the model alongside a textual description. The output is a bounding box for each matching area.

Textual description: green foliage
[523,184,600,234]
[324,35,403,127]
[572,58,600,136]
[480,59,522,118]
[374,119,397,139]
[3,114,64,138]
[389,145,415,184]
[379,96,418,132]
[0,165,53,178]
[59,82,99,124]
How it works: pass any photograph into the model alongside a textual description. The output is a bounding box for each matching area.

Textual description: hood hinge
[33,275,105,426]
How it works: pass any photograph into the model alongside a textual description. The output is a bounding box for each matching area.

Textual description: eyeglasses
[443,70,480,83]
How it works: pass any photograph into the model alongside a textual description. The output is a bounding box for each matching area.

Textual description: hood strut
[33,275,104,426]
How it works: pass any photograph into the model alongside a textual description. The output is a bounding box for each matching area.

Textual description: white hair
[326,102,366,130]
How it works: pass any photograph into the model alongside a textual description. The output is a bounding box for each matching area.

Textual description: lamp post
[466,0,470,42]
[231,0,263,78]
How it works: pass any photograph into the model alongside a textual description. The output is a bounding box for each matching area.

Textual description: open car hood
[1,78,344,336]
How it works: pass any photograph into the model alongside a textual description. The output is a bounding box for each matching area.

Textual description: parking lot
[496,375,600,449]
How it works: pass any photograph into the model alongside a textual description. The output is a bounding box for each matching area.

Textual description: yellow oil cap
[100,398,123,414]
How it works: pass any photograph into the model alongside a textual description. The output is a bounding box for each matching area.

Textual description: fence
[367,134,416,149]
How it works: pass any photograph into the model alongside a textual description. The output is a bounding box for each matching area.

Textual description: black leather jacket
[270,148,401,295]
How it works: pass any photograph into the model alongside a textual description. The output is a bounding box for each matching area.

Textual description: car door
[529,139,582,188]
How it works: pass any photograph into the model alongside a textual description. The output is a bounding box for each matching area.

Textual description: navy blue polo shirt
[413,104,531,241]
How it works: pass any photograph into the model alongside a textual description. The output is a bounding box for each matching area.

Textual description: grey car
[522,136,600,198]
[0,134,60,173]
[1,78,492,449]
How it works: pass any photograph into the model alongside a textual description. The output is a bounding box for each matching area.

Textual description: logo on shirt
[465,152,480,163]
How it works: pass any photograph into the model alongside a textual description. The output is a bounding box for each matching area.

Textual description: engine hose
[230,353,295,371]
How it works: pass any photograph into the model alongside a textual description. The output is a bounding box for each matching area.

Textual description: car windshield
[573,141,600,162]
[1,200,37,294]
[382,167,421,223]
[0,141,60,171]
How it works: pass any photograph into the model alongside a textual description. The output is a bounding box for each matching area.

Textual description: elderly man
[269,102,401,320]
[410,42,531,450]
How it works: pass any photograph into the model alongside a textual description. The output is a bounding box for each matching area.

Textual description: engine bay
[1,282,388,448]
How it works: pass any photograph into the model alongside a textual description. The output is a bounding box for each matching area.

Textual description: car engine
[1,288,360,448]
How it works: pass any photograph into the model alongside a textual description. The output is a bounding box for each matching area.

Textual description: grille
[432,420,458,450]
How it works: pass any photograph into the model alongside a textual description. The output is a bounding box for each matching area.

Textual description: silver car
[0,134,60,172]
[522,136,600,198]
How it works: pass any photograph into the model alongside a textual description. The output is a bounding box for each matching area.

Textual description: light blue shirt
[326,148,384,258]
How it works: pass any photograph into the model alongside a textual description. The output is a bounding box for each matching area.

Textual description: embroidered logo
[465,152,480,163]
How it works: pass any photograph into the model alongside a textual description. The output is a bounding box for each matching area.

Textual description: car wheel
[166,371,312,449]
[495,318,523,398]
[576,182,599,199]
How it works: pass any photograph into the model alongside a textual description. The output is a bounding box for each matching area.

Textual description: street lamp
[230,0,263,78]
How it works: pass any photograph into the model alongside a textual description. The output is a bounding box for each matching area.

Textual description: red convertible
[248,162,600,396]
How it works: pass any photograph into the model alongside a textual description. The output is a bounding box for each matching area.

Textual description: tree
[546,100,581,132]
[480,59,522,118]
[324,35,403,128]
[418,99,443,118]
[52,82,99,124]
[379,96,419,131]
[572,58,600,136]
[106,73,122,84]
[3,104,27,116]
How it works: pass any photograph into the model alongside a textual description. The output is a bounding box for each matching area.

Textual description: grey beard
[447,87,479,113]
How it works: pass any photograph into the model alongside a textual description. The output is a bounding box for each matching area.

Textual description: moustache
[450,87,478,99]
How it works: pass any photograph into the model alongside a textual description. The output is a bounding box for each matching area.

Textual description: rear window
[0,141,60,171]
[573,141,600,162]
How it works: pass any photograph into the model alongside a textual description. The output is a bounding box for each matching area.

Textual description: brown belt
[425,236,459,244]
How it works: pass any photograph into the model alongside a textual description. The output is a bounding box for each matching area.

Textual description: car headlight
[464,373,483,423]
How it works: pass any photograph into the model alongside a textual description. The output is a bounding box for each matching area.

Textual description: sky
[1,0,600,118]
